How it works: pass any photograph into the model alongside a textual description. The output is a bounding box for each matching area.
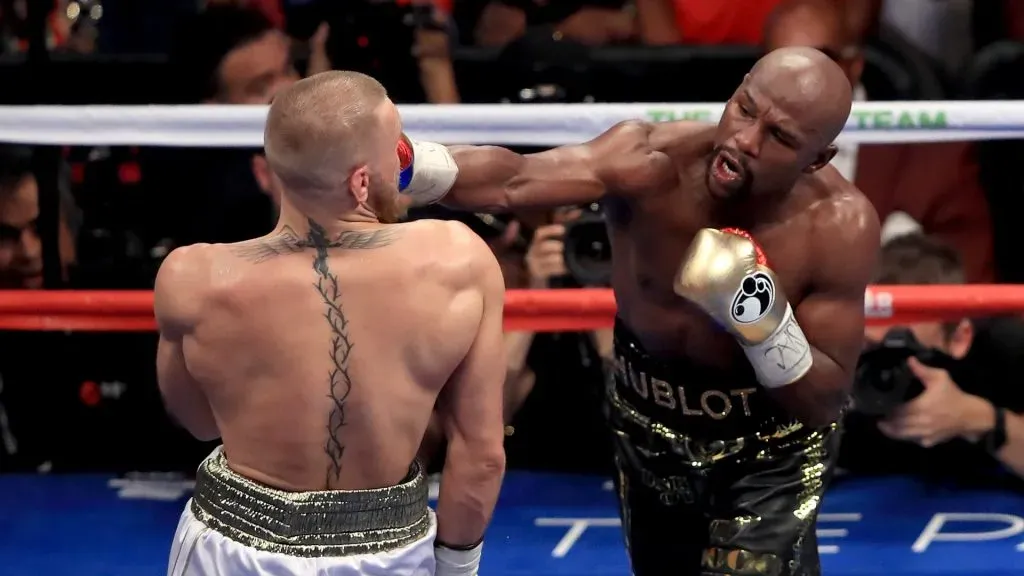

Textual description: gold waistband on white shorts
[190,447,431,557]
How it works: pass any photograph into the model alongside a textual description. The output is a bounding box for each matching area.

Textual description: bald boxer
[155,71,505,576]
[399,47,880,575]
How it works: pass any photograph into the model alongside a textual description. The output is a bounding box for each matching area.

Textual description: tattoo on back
[231,225,396,263]
[229,221,397,483]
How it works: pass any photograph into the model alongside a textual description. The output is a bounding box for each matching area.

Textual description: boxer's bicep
[781,204,880,424]
[156,334,218,441]
[795,193,880,378]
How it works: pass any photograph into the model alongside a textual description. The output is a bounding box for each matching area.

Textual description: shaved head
[264,71,389,196]
[709,47,853,200]
[749,47,853,144]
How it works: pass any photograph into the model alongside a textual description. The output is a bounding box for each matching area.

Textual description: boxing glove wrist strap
[434,540,482,576]
[399,137,459,206]
[741,303,813,389]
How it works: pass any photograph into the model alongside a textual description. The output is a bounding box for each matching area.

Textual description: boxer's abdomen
[610,317,798,442]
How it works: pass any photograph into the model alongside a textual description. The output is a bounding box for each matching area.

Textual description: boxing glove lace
[674,228,813,388]
[434,541,482,576]
[398,134,458,205]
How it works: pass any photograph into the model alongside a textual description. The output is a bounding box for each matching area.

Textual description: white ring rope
[0,101,1022,147]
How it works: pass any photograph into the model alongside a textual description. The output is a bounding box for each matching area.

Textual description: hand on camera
[525,224,568,288]
[877,357,991,448]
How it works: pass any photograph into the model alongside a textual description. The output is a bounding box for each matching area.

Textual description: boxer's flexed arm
[434,231,507,574]
[772,197,880,425]
[153,246,219,441]
[398,121,674,211]
[675,193,880,427]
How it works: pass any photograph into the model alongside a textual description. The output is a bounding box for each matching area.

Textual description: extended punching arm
[397,121,670,212]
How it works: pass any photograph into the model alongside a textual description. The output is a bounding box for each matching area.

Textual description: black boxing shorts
[606,318,841,576]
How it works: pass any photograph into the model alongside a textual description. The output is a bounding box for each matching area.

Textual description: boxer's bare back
[154,217,500,492]
[444,47,879,425]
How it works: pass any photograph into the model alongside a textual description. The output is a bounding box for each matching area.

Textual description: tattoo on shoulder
[230,224,398,263]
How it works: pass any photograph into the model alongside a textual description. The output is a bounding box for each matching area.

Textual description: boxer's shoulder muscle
[393,218,495,274]
[803,175,880,289]
[154,244,215,330]
[647,120,715,154]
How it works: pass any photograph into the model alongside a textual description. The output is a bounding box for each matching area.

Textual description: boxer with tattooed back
[154,71,505,576]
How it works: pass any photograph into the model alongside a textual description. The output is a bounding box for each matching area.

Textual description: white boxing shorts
[167,447,436,576]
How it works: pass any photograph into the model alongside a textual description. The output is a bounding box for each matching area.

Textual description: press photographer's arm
[879,359,1024,478]
[504,216,613,419]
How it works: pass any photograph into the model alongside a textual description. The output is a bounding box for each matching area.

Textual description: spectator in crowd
[763,0,995,281]
[170,4,297,105]
[636,0,879,46]
[415,206,614,475]
[142,5,298,249]
[309,0,460,104]
[456,0,635,47]
[488,207,613,474]
[0,146,77,289]
[880,0,973,77]
[841,234,1024,482]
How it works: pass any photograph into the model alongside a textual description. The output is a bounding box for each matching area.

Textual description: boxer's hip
[187,447,432,558]
[609,317,807,467]
[611,422,841,576]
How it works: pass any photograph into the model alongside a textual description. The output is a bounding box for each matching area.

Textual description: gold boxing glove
[674,228,812,388]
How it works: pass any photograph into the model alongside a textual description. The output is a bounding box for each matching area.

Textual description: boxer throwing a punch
[155,71,506,576]
[397,47,879,575]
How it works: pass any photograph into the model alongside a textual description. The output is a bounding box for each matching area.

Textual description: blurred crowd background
[1,0,1024,493]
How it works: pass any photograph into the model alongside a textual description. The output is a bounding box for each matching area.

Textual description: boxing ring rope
[2,101,1024,332]
[0,286,1022,332]
[0,101,1023,147]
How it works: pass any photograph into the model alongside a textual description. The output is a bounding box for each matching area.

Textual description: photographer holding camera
[409,205,613,474]
[842,234,1024,482]
[492,206,615,474]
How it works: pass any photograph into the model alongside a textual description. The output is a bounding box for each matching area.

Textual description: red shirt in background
[671,0,784,45]
[399,0,453,14]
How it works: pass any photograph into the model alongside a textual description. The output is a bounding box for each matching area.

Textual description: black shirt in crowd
[839,317,1024,488]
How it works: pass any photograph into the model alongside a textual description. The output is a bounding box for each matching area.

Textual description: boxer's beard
[366,171,404,224]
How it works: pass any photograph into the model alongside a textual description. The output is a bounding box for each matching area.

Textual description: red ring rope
[0,286,1020,332]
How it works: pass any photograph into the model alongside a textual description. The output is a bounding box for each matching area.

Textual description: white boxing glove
[397,134,459,206]
[434,541,482,576]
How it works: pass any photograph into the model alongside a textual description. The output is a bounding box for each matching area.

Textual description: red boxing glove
[397,138,413,170]
[396,133,459,205]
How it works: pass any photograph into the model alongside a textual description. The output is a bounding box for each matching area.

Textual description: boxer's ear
[348,165,370,203]
[803,144,837,173]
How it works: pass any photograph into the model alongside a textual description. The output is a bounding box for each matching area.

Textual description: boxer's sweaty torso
[603,123,848,440]
[597,123,853,576]
[175,219,483,492]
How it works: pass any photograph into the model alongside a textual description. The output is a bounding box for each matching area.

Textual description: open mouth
[712,151,744,185]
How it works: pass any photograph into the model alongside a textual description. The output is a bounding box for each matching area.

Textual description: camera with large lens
[853,327,958,416]
[562,202,611,287]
